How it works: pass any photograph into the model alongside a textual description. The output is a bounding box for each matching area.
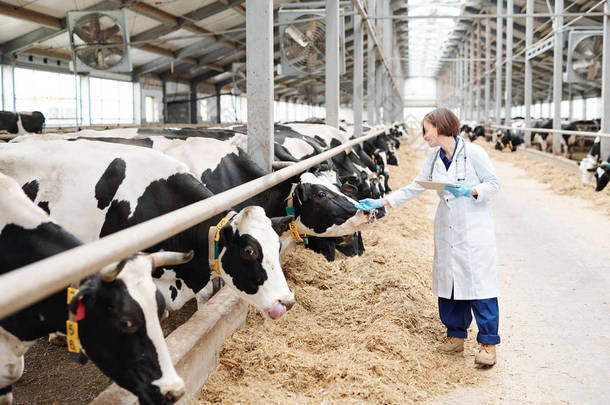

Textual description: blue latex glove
[355,198,383,211]
[445,185,472,198]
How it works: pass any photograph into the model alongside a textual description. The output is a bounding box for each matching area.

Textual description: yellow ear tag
[288,220,304,244]
[66,319,80,354]
[67,287,78,304]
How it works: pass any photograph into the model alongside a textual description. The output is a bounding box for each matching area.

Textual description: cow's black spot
[95,158,127,209]
[220,233,267,295]
[151,267,164,279]
[21,180,39,202]
[175,279,182,290]
[169,285,178,300]
[38,201,50,215]
[0,386,12,396]
[100,200,131,237]
[330,138,341,148]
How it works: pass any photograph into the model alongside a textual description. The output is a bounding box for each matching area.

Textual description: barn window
[14,67,80,127]
[89,77,134,124]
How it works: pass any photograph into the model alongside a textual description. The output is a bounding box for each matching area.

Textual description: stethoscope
[428,138,467,182]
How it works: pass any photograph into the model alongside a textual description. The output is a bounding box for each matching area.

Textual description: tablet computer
[415,180,456,191]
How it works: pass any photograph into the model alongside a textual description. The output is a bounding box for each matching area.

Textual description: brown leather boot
[475,343,496,366]
[437,336,465,353]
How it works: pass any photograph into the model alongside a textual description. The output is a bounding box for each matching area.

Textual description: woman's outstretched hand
[355,198,383,211]
[444,185,472,198]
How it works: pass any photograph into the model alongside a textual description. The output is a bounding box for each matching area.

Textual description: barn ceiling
[0,0,603,106]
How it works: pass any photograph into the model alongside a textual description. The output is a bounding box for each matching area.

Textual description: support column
[524,0,533,145]
[162,78,168,123]
[366,0,375,125]
[505,0,513,128]
[601,0,610,159]
[247,0,274,171]
[325,0,340,128]
[484,15,490,122]
[495,0,503,125]
[216,85,221,124]
[468,30,474,120]
[190,81,198,124]
[382,0,392,124]
[1,65,15,111]
[476,22,482,122]
[552,0,564,154]
[81,76,92,126]
[568,91,574,121]
[581,92,586,119]
[353,13,363,137]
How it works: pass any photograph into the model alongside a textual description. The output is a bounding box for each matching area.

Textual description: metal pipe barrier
[0,126,392,320]
[490,124,610,139]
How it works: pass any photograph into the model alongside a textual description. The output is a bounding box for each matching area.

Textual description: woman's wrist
[381,198,390,207]
[471,188,478,197]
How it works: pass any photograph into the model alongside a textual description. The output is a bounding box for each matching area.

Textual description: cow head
[594,163,610,192]
[70,251,193,405]
[216,206,295,319]
[579,156,599,184]
[291,172,375,237]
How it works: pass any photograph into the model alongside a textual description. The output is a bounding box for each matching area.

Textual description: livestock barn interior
[0,1,609,404]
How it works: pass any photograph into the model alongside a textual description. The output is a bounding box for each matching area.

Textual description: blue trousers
[438,292,500,345]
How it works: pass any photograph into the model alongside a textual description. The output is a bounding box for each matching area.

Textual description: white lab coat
[385,137,500,300]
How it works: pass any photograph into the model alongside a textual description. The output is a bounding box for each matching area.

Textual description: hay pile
[481,141,610,217]
[193,142,483,404]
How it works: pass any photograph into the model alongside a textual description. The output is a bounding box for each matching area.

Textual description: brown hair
[422,108,460,138]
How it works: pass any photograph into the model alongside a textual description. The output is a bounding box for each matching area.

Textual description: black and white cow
[0,172,191,405]
[579,136,601,184]
[592,156,610,192]
[0,139,295,318]
[0,111,45,134]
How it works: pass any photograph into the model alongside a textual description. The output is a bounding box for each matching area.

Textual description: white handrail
[0,127,390,319]
[490,124,610,139]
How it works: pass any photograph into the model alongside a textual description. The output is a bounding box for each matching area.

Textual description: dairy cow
[579,136,601,184]
[592,156,610,192]
[0,172,191,405]
[0,140,295,317]
[0,111,45,134]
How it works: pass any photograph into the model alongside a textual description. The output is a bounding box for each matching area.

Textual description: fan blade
[73,26,96,43]
[89,13,101,38]
[100,25,120,41]
[587,60,600,81]
[285,25,308,48]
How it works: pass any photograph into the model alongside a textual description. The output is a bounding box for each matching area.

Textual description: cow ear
[296,184,308,204]
[219,224,235,247]
[69,284,94,315]
[340,183,358,197]
[270,216,292,236]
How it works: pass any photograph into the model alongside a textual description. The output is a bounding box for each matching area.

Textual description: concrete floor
[426,157,610,404]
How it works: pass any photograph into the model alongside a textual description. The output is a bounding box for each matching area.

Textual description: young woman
[356,108,501,366]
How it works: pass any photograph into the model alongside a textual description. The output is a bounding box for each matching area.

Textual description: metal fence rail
[0,127,390,320]
[490,124,610,139]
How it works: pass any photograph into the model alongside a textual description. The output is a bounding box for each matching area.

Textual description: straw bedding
[193,141,483,404]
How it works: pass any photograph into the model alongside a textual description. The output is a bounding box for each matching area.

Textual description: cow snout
[163,387,185,403]
[280,297,295,311]
[161,380,185,404]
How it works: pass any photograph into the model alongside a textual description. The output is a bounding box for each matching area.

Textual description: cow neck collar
[208,210,238,276]
[285,183,308,245]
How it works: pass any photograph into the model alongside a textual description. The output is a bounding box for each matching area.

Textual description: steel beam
[366,0,376,125]
[495,0,503,125]
[505,0,513,127]
[326,0,340,128]
[246,0,273,172]
[601,0,610,159]
[353,13,363,137]
[552,0,563,154]
[524,0,533,145]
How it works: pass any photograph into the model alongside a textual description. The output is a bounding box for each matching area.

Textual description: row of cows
[460,119,609,192]
[0,121,405,405]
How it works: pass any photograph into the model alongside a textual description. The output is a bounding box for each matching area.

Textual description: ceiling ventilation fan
[67,10,132,72]
[279,7,345,76]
